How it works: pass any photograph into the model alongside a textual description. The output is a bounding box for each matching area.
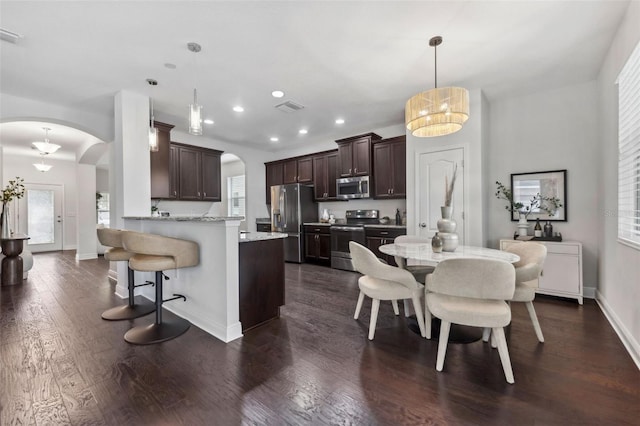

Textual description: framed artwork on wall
[510,170,567,222]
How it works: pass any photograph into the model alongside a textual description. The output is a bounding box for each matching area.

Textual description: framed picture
[510,170,567,222]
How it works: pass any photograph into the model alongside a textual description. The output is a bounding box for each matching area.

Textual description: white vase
[517,213,529,237]
[438,206,458,251]
[1,205,10,238]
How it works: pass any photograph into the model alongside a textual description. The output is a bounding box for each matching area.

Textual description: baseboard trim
[583,286,596,299]
[596,290,640,370]
[76,252,98,261]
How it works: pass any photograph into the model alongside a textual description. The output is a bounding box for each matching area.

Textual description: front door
[16,183,64,253]
[416,148,464,243]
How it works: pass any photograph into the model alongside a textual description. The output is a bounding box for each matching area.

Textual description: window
[227,175,245,216]
[97,192,110,227]
[618,40,640,249]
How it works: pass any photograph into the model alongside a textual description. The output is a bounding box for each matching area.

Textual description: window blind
[227,175,245,216]
[618,40,640,249]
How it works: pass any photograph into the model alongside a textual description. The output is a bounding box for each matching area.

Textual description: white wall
[2,154,78,250]
[486,81,600,293]
[406,88,487,246]
[596,0,640,367]
[96,168,109,192]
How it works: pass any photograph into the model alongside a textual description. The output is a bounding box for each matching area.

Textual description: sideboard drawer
[545,242,579,255]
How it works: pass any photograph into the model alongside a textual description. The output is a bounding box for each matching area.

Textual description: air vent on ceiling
[274,100,305,113]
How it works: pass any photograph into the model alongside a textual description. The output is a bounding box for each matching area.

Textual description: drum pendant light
[405,36,469,137]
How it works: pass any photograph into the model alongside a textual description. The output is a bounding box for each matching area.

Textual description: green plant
[495,180,562,218]
[96,192,103,210]
[1,177,25,210]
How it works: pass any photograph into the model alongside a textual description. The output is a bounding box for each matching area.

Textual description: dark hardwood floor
[1,251,639,425]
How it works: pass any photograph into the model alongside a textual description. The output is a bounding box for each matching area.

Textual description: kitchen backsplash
[317,198,406,222]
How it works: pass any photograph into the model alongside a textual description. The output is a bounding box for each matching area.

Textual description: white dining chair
[425,258,516,384]
[350,241,426,340]
[394,235,435,320]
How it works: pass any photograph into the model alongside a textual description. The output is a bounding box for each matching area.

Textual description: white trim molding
[596,290,640,369]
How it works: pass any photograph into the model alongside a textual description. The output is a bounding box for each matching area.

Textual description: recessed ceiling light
[233,106,244,112]
[164,63,177,69]
[270,137,279,142]
[271,90,285,98]
[335,118,345,125]
[204,119,214,125]
[299,129,308,135]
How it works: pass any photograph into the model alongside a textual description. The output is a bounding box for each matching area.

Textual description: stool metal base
[101,298,156,321]
[124,318,191,345]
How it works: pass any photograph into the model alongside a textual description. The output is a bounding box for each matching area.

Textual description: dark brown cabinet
[169,145,179,199]
[373,136,406,199]
[265,161,284,204]
[304,225,331,264]
[174,143,222,201]
[283,156,313,184]
[312,150,339,201]
[336,133,381,177]
[365,227,406,267]
[150,122,175,199]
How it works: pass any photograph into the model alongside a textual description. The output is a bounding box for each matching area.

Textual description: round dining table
[379,242,520,343]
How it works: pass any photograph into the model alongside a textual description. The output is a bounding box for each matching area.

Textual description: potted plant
[495,180,562,235]
[1,177,25,238]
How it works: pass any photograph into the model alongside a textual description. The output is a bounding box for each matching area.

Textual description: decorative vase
[431,232,444,253]
[437,205,458,252]
[517,213,529,237]
[544,221,553,238]
[1,204,10,238]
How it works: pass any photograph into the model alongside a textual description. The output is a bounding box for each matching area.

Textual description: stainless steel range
[331,209,379,271]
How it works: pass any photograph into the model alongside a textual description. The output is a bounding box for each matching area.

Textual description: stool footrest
[164,293,186,303]
[134,280,155,288]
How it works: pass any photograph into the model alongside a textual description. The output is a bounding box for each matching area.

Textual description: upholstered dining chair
[350,241,426,340]
[425,258,516,384]
[502,242,548,343]
[393,235,435,319]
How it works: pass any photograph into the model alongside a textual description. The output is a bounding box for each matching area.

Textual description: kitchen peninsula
[123,216,286,342]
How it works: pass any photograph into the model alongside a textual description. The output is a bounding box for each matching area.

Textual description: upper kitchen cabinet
[312,150,339,201]
[174,142,223,202]
[265,161,284,204]
[373,136,406,199]
[335,132,381,177]
[150,121,175,199]
[283,156,313,184]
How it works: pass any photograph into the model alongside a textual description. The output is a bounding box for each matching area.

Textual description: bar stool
[97,228,155,320]
[121,230,199,345]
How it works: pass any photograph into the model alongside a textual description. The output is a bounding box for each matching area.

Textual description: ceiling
[0,1,630,157]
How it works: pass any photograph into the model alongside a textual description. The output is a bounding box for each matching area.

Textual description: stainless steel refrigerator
[271,184,317,263]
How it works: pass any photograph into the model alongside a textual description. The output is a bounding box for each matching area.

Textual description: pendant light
[32,127,60,154]
[33,153,52,172]
[405,36,469,137]
[147,78,159,152]
[188,42,203,136]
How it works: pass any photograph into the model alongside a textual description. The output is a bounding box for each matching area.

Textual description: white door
[416,148,464,242]
[16,184,64,253]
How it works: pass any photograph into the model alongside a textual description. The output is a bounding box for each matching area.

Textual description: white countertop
[239,231,288,243]
[124,215,244,222]
[379,243,519,266]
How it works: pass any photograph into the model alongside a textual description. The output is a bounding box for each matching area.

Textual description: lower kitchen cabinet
[500,239,583,304]
[304,225,331,264]
[365,227,406,267]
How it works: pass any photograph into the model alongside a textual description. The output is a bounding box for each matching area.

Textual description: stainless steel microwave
[336,175,370,199]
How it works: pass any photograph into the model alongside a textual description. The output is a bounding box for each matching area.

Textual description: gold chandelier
[405,36,469,137]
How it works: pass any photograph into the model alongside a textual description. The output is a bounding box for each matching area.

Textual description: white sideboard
[499,239,583,304]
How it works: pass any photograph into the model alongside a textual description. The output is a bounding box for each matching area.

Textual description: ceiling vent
[274,100,305,113]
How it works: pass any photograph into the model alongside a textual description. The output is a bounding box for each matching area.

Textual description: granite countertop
[255,217,271,224]
[124,216,245,222]
[239,231,288,243]
[303,222,332,226]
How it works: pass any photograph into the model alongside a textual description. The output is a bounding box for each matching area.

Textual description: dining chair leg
[391,300,400,316]
[403,299,411,317]
[354,291,365,320]
[525,301,545,343]
[368,299,380,340]
[490,329,498,348]
[423,301,432,340]
[482,327,491,342]
[411,295,426,338]
[435,320,451,371]
[492,327,515,384]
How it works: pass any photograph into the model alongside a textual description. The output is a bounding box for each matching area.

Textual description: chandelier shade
[405,87,469,137]
[32,127,61,154]
[405,36,469,137]
[33,154,52,172]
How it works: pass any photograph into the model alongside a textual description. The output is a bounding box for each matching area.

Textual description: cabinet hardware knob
[204,192,207,197]
[354,168,358,173]
[381,232,388,235]
[419,223,427,228]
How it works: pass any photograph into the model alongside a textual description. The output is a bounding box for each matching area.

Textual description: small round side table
[1,233,30,286]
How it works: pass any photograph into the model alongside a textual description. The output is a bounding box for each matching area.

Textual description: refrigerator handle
[280,189,286,228]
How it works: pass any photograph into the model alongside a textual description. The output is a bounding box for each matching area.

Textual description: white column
[75,163,98,260]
